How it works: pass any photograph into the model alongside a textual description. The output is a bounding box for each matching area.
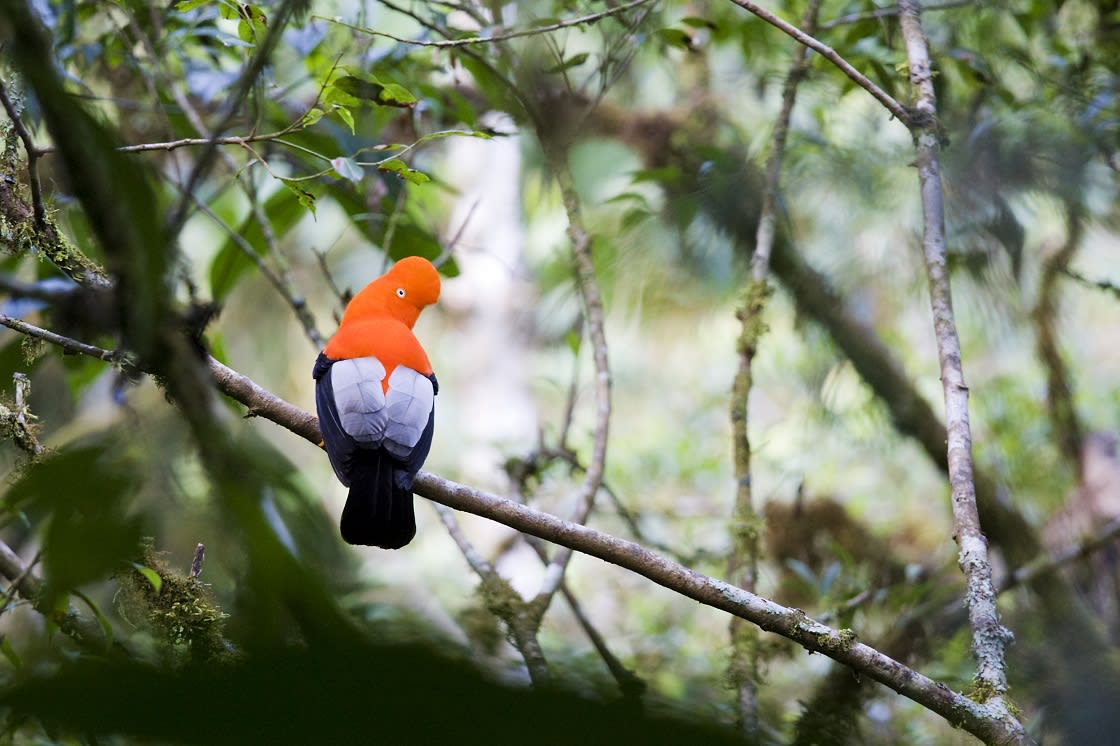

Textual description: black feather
[340,450,416,549]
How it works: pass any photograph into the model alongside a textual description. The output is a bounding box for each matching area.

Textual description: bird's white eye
[396,288,406,298]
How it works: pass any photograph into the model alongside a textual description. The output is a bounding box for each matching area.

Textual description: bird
[312,256,441,548]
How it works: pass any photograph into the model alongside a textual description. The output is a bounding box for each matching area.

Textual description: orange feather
[323,257,441,384]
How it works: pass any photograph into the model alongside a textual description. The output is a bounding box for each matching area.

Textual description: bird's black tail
[340,450,416,549]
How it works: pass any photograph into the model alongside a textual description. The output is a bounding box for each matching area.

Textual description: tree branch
[530,144,612,626]
[820,0,974,30]
[898,1,1024,737]
[723,0,912,124]
[727,1,821,736]
[315,0,656,49]
[1032,200,1085,472]
[434,503,552,685]
[0,78,47,228]
[0,310,1034,745]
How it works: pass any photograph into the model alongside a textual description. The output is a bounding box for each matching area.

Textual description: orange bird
[313,256,441,548]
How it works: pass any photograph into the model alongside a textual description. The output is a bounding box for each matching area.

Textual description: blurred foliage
[0,0,1114,743]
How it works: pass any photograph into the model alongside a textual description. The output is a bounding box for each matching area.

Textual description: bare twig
[315,0,656,49]
[727,1,821,736]
[38,131,300,155]
[524,535,645,699]
[0,549,40,619]
[1005,516,1120,593]
[0,314,137,374]
[434,503,551,684]
[9,372,43,456]
[0,78,47,227]
[189,543,206,579]
[898,1,1024,738]
[1060,266,1120,299]
[166,81,324,350]
[1032,201,1085,471]
[723,0,912,125]
[820,0,974,30]
[530,144,611,623]
[164,0,308,239]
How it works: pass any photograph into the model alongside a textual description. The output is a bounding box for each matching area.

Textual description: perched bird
[313,256,441,548]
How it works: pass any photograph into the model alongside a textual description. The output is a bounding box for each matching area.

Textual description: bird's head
[344,256,441,329]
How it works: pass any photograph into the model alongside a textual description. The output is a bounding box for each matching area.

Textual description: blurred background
[0,0,1117,743]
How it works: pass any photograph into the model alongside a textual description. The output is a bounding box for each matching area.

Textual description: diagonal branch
[315,0,656,49]
[164,0,309,239]
[723,0,912,124]
[898,0,1021,734]
[0,306,1032,745]
[434,503,552,685]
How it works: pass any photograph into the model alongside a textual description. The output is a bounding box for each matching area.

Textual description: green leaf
[73,590,114,646]
[545,52,589,74]
[378,159,430,185]
[330,75,417,108]
[785,559,818,590]
[333,106,355,135]
[385,224,444,267]
[631,166,682,186]
[131,563,163,594]
[300,107,324,128]
[331,157,363,183]
[565,329,582,357]
[680,16,718,30]
[0,637,22,671]
[174,0,210,11]
[656,28,694,50]
[281,179,318,216]
[621,207,652,232]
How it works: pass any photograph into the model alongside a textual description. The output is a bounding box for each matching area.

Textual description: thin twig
[530,144,611,624]
[164,0,307,239]
[434,503,552,684]
[314,0,656,49]
[898,1,1024,739]
[1032,201,1085,471]
[524,535,645,699]
[727,1,821,737]
[40,132,295,155]
[435,503,495,578]
[167,79,324,349]
[189,543,206,579]
[0,314,137,374]
[1005,516,1120,592]
[1060,266,1120,299]
[0,78,47,228]
[820,0,974,30]
[723,0,912,125]
[0,550,41,619]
